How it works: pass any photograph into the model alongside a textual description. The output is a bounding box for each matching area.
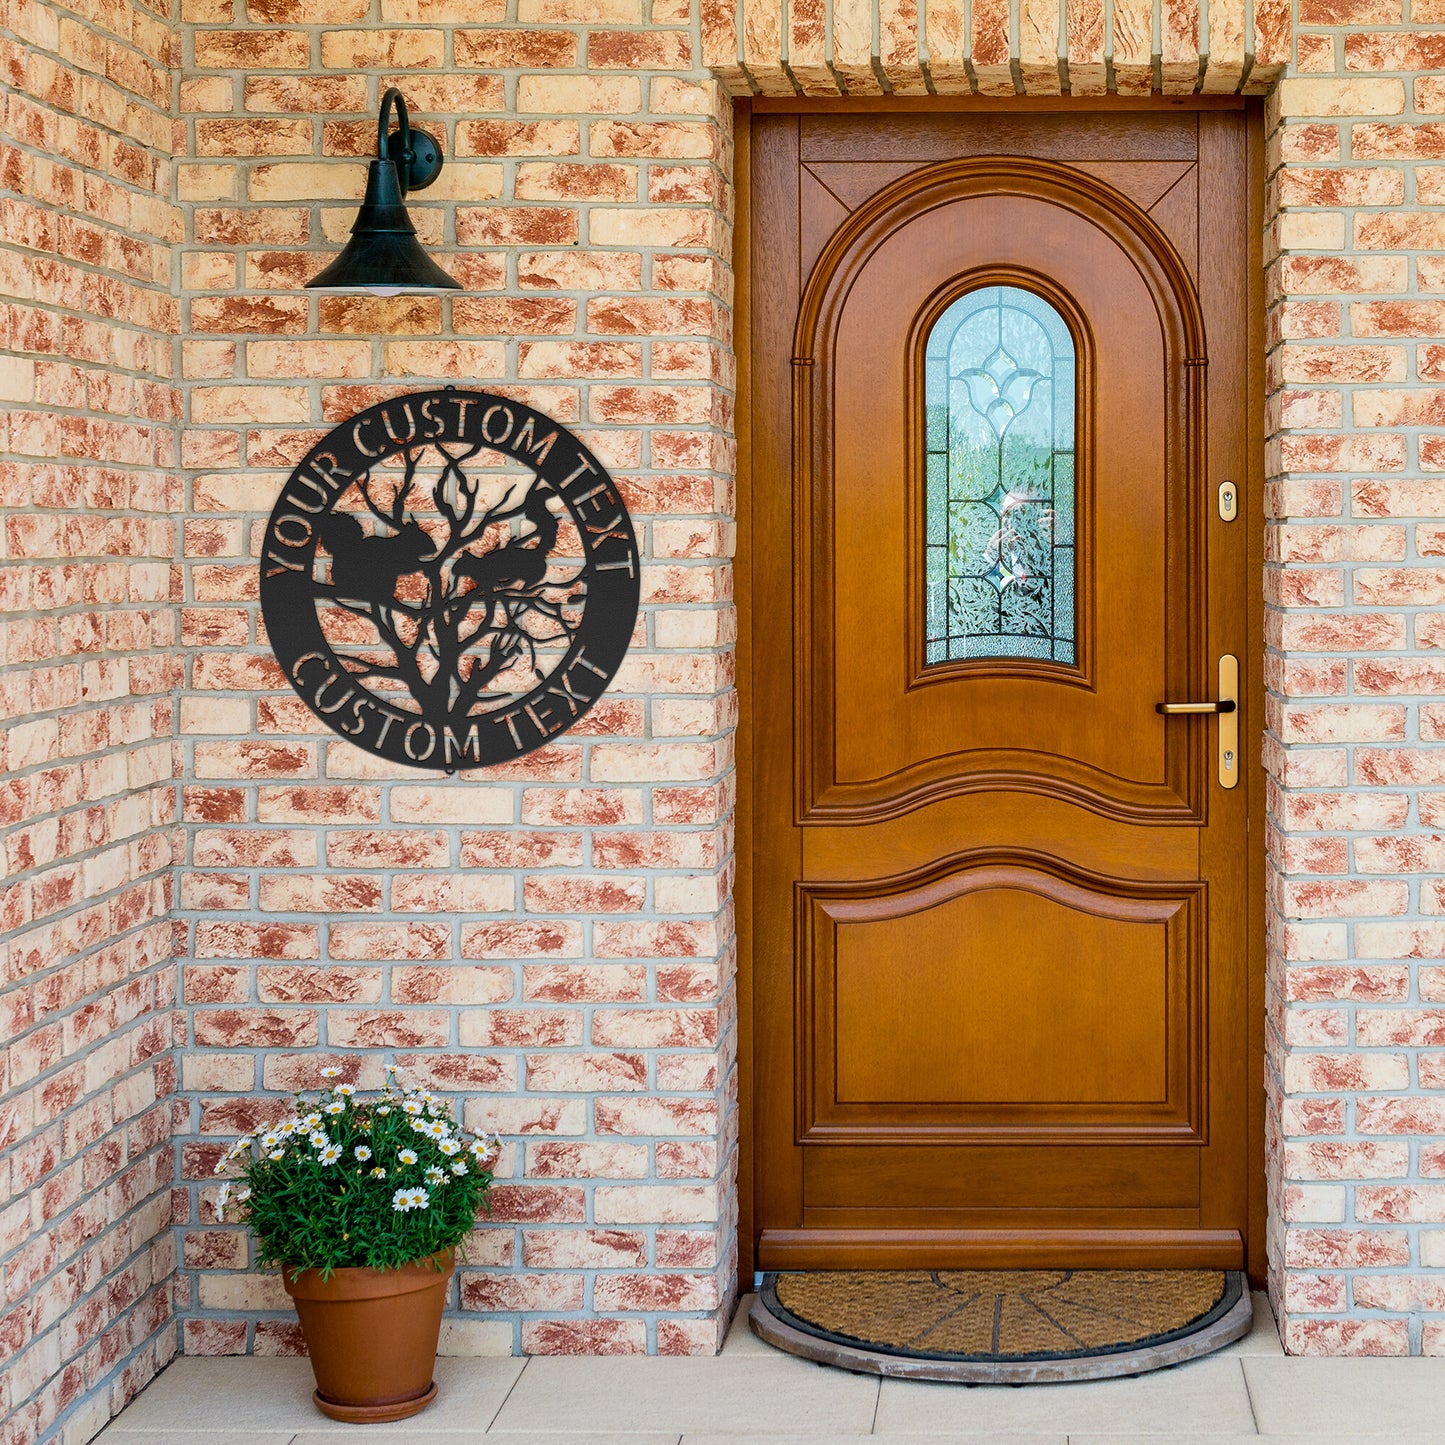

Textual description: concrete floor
[96,1293,1445,1441]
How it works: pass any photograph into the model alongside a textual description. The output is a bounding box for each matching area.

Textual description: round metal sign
[260,388,639,772]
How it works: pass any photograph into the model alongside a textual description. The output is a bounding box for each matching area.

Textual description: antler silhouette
[430,441,487,554]
[357,453,415,533]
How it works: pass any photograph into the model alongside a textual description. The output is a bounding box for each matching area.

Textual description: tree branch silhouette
[315,443,587,724]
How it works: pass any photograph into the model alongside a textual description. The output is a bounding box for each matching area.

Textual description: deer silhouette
[452,486,559,598]
[319,511,435,608]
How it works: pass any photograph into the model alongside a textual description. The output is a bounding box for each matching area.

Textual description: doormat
[750,1269,1251,1383]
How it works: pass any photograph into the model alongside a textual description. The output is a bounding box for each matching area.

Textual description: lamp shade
[306,89,460,295]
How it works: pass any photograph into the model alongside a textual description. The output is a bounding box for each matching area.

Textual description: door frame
[734,95,1268,1287]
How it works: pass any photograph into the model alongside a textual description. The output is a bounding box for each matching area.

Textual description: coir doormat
[750,1269,1252,1383]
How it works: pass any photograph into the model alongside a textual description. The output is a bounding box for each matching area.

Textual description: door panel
[806,864,1196,1124]
[750,108,1257,1271]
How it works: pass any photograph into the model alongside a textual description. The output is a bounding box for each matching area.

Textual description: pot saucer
[312,1380,437,1423]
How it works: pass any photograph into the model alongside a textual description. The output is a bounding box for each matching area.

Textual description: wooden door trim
[734,99,1268,1288]
[1246,103,1268,1286]
[756,1227,1245,1272]
[734,101,756,1291]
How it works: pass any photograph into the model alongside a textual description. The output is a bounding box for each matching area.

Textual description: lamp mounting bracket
[378,86,443,195]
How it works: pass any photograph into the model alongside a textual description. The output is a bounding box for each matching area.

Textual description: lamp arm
[377,87,413,194]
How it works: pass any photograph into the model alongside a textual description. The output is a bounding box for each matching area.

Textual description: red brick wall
[0,0,182,1442]
[171,1,740,1360]
[19,1,1445,1423]
[1265,20,1445,1355]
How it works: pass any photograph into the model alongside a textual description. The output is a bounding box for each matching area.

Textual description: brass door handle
[1155,655,1239,789]
[1155,699,1236,714]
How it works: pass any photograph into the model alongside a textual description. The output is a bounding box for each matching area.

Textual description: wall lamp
[306,87,460,296]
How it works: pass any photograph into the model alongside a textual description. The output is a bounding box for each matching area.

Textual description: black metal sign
[260,388,639,772]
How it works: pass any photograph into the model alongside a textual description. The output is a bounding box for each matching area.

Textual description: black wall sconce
[306,87,460,296]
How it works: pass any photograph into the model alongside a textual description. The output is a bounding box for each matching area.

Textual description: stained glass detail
[924,286,1077,666]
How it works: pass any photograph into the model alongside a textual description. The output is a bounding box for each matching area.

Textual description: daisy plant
[213,1066,501,1277]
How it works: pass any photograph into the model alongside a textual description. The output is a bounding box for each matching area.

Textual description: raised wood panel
[835,897,1171,1105]
[793,158,1210,828]
[1069,160,1195,210]
[798,112,1201,163]
[799,857,1204,1144]
[798,167,851,284]
[804,1142,1201,1210]
[1149,167,1201,280]
[806,159,1197,220]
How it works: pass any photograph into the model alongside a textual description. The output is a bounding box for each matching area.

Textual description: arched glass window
[924,285,1076,666]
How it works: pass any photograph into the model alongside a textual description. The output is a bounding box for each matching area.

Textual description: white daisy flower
[391,1187,418,1212]
[309,1131,328,1149]
[212,1159,227,1176]
[438,1139,461,1156]
[370,1166,387,1179]
[302,1113,322,1129]
[259,1132,280,1150]
[354,1145,372,1162]
[426,1165,445,1183]
[235,1186,250,1203]
[335,1083,356,1097]
[324,1100,345,1116]
[425,1121,448,1140]
[268,1149,285,1161]
[319,1144,342,1165]
[376,1105,392,1116]
[398,1148,418,1166]
[215,1182,231,1219]
[321,1067,341,1079]
[450,1161,468,1176]
[278,1120,297,1135]
[402,1100,424,1116]
[386,1063,399,1074]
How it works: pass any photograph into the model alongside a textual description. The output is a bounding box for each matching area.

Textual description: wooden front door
[746,106,1261,1272]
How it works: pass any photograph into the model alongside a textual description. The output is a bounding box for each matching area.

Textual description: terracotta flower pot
[282,1251,453,1423]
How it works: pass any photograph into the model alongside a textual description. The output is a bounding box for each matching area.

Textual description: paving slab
[684,1436,1066,1445]
[1215,1293,1283,1357]
[489,1355,879,1435]
[1243,1357,1445,1436]
[874,1356,1256,1435]
[97,1434,294,1444]
[720,1293,772,1356]
[98,1357,525,1434]
[1069,1437,1372,1444]
[295,1435,677,1444]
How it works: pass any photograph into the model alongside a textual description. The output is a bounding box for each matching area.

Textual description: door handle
[1155,699,1236,715]
[1155,655,1239,789]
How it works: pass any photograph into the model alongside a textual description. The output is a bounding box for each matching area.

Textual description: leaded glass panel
[924,285,1077,666]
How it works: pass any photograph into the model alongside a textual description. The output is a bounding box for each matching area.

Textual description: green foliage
[213,1068,500,1277]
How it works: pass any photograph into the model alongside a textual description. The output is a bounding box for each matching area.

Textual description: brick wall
[1266,5,1445,1357]
[170,0,740,1360]
[0,0,182,1442]
[20,0,1445,1428]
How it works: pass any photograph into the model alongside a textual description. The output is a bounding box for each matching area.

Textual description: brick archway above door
[703,0,1289,98]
